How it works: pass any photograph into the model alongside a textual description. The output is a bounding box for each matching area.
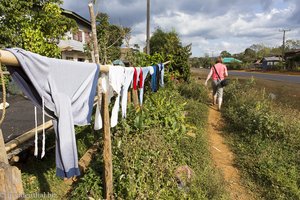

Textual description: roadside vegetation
[222,79,300,199]
[68,80,228,199]
[19,80,229,200]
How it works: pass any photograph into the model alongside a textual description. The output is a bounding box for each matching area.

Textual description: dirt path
[207,105,254,200]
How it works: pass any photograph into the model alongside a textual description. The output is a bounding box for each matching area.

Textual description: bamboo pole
[0,49,170,73]
[88,3,113,200]
[5,121,53,152]
[163,60,171,65]
[0,49,110,73]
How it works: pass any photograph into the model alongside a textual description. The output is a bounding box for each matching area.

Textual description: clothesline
[0,50,170,73]
[0,48,170,179]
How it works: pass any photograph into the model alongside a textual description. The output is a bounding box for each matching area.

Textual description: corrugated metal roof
[223,57,242,63]
[262,57,283,61]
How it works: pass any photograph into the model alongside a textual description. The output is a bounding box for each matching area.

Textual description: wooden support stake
[102,93,113,199]
[0,129,24,199]
[132,89,139,109]
[88,3,100,65]
[127,91,131,105]
[0,129,8,164]
[89,3,113,200]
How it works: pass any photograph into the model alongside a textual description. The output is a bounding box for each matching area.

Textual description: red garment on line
[133,67,143,90]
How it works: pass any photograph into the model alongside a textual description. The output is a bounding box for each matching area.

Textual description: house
[285,49,300,70]
[58,9,92,62]
[261,56,283,70]
[222,57,242,63]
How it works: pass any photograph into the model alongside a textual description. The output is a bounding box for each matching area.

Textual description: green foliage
[22,81,227,199]
[96,13,130,64]
[0,0,76,58]
[222,79,300,199]
[285,39,300,50]
[69,159,103,199]
[178,81,209,104]
[150,28,191,81]
[220,50,231,57]
[110,84,227,199]
[226,61,243,70]
[69,81,228,199]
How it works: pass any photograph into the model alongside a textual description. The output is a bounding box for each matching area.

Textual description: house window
[78,58,85,62]
[73,32,78,41]
[66,57,73,60]
[77,31,83,42]
[73,31,83,42]
[85,31,90,43]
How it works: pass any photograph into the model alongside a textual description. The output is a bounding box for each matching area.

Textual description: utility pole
[279,29,291,59]
[146,0,150,55]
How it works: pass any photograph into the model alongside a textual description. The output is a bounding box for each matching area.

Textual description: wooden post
[88,3,100,65]
[0,129,24,199]
[101,92,113,199]
[127,91,131,105]
[0,130,8,165]
[89,3,113,200]
[132,89,139,109]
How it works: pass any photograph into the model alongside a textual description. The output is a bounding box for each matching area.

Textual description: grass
[222,79,300,199]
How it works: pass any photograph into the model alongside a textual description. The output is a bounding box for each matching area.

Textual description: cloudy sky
[62,0,300,57]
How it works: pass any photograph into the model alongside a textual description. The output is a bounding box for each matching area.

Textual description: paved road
[197,68,300,84]
[0,94,50,143]
[228,71,300,84]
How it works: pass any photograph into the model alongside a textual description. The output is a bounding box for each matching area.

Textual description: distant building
[261,56,283,70]
[222,57,242,63]
[285,49,300,70]
[58,9,91,62]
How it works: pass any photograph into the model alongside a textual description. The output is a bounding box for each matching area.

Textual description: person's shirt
[211,63,227,80]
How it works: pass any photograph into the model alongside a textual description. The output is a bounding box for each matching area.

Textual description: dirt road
[207,105,254,200]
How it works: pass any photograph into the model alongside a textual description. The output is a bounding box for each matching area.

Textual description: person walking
[205,57,228,110]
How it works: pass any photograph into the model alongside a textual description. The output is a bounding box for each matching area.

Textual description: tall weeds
[223,79,300,199]
[70,82,228,199]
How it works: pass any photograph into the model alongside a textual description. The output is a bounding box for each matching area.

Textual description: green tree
[285,39,300,50]
[0,0,76,58]
[150,28,191,81]
[269,46,282,56]
[96,13,130,64]
[220,50,231,57]
[248,43,272,59]
[243,48,256,63]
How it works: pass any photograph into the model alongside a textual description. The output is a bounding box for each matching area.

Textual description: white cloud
[63,0,300,56]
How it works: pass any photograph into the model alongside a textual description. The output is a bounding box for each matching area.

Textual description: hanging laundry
[139,66,154,105]
[7,48,99,178]
[107,66,125,127]
[121,67,134,118]
[94,66,134,128]
[94,74,108,130]
[158,63,165,87]
[133,67,143,90]
[151,65,161,92]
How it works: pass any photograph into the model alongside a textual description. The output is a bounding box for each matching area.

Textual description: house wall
[58,12,92,63]
[61,51,90,63]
